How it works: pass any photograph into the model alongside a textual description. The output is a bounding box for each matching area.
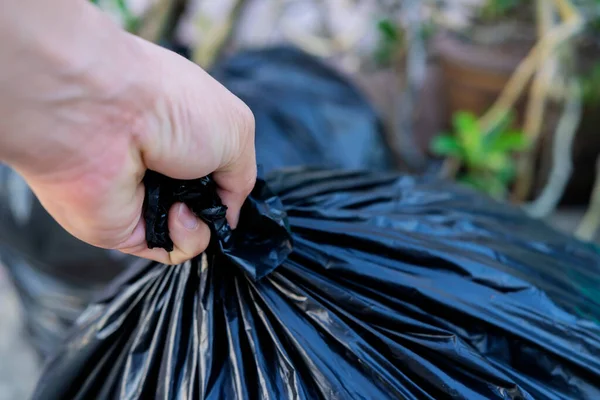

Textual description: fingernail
[178,204,199,231]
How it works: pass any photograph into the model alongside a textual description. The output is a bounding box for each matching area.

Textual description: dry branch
[192,0,247,69]
[523,80,581,218]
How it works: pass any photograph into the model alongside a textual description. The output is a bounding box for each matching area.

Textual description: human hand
[0,0,256,264]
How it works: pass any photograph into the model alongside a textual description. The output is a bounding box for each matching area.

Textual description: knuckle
[242,167,257,196]
[235,100,255,141]
[228,99,255,157]
[231,101,256,195]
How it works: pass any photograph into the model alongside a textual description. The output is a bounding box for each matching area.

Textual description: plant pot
[433,28,568,201]
[353,64,444,172]
[433,28,534,131]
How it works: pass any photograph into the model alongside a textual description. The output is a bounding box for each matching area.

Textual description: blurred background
[2,0,600,398]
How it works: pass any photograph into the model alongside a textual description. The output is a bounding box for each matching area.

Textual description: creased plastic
[0,46,392,357]
[143,170,292,280]
[34,168,600,400]
[0,165,134,357]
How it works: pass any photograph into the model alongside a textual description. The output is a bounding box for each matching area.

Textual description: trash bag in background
[0,165,135,357]
[34,168,600,400]
[211,46,395,173]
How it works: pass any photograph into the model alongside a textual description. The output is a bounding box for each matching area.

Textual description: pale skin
[0,0,257,264]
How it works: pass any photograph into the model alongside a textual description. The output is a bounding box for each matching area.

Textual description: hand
[0,0,256,264]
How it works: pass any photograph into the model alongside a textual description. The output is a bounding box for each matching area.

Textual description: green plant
[580,62,600,105]
[91,0,139,32]
[431,111,530,199]
[579,0,600,104]
[581,0,600,32]
[479,0,522,21]
[374,18,405,67]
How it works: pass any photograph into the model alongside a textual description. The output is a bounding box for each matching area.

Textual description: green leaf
[580,62,600,105]
[496,161,517,184]
[452,111,479,134]
[374,19,404,67]
[458,174,485,191]
[452,111,482,164]
[115,0,138,32]
[431,135,462,157]
[489,131,529,152]
[480,0,521,21]
[483,152,510,172]
[377,19,399,42]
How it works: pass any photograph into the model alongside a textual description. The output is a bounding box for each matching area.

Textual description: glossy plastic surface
[0,165,134,357]
[34,169,600,399]
[212,46,394,173]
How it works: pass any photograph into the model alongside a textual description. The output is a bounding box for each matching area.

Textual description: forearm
[0,0,145,173]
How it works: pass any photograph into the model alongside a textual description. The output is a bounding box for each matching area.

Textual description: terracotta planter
[433,29,569,201]
[434,30,534,130]
[354,64,445,171]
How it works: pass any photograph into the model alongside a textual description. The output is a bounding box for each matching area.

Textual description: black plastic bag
[0,165,135,357]
[211,46,394,173]
[0,46,394,357]
[34,168,600,399]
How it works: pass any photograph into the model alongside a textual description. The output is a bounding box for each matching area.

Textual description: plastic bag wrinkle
[32,168,600,399]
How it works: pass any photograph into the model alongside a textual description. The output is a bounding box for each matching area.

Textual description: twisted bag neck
[142,170,293,280]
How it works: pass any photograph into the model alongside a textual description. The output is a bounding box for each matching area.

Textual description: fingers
[118,203,210,265]
[169,203,211,262]
[133,37,257,230]
[213,108,257,228]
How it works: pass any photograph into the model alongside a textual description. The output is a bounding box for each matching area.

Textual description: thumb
[117,203,212,265]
